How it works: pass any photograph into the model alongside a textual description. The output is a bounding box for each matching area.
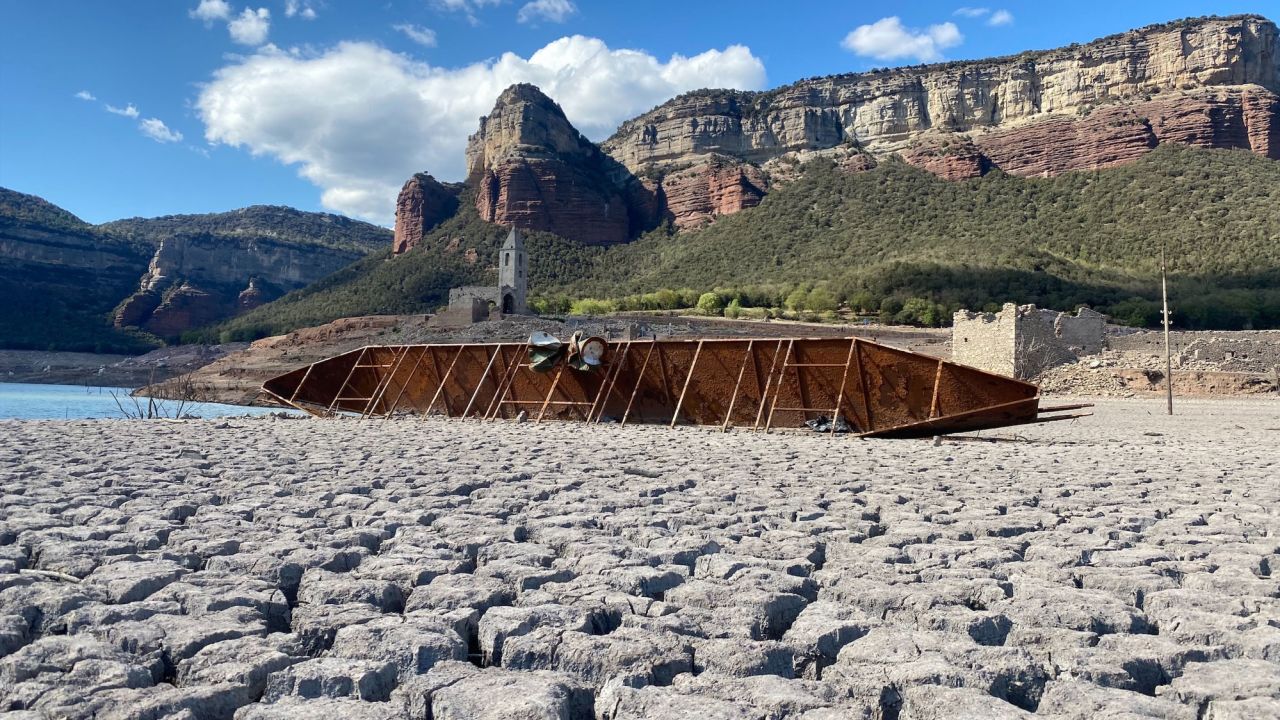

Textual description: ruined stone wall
[952,304,1019,377]
[1053,308,1107,355]
[448,286,498,310]
[952,303,1106,379]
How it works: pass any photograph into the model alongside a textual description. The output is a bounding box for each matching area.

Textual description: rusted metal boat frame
[261,336,1091,439]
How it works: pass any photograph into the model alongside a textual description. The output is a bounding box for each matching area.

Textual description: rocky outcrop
[392,173,460,255]
[139,282,225,340]
[659,157,768,230]
[112,232,376,339]
[466,84,651,246]
[974,105,1158,176]
[901,137,988,180]
[603,15,1279,181]
[393,16,1277,246]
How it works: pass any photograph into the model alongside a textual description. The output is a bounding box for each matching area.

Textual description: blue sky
[0,1,1271,226]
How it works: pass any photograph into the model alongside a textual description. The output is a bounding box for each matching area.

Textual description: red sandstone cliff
[392,16,1277,246]
[392,173,461,255]
[464,84,651,246]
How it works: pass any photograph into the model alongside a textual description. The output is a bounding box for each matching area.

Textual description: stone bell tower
[498,227,528,314]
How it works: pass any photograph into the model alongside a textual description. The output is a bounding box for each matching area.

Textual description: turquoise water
[0,383,294,420]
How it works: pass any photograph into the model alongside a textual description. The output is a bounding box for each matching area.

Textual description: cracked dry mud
[2,398,1278,719]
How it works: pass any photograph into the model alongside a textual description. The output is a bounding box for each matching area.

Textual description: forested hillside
[205,145,1280,339]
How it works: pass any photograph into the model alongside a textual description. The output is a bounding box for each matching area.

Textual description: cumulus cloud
[106,103,140,118]
[394,23,438,47]
[517,0,577,24]
[190,0,232,22]
[284,0,317,19]
[75,90,96,101]
[953,7,990,18]
[197,36,766,223]
[140,118,183,143]
[228,7,271,45]
[988,10,1013,26]
[842,17,962,63]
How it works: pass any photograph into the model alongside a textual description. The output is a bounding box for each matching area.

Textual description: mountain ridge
[0,188,391,352]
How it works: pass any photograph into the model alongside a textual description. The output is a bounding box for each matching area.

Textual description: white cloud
[953,7,990,18]
[842,17,963,63]
[189,0,232,22]
[228,7,271,45]
[432,0,502,25]
[139,118,183,143]
[988,9,1013,26]
[106,103,140,118]
[75,90,96,101]
[284,0,317,19]
[197,36,766,223]
[517,0,576,24]
[394,23,438,47]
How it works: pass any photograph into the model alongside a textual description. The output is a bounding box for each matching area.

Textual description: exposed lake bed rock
[1,398,1277,718]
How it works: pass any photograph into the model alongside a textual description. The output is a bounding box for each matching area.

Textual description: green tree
[696,292,724,316]
[784,286,810,313]
[806,287,838,314]
[724,298,743,319]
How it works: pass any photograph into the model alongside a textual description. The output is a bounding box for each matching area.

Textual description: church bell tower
[498,227,527,314]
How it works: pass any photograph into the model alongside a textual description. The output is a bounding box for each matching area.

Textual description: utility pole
[1161,243,1173,415]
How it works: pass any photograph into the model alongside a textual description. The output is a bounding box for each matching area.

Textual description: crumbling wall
[430,296,488,328]
[952,303,1106,379]
[953,306,1018,377]
[448,286,498,310]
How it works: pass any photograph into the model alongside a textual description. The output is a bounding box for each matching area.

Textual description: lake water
[0,383,294,420]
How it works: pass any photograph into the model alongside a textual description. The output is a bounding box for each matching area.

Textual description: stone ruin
[430,228,528,328]
[952,303,1106,379]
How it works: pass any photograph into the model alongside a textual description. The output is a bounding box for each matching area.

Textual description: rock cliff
[465,84,654,245]
[603,15,1279,186]
[392,173,461,255]
[0,190,392,349]
[113,230,383,340]
[407,16,1277,240]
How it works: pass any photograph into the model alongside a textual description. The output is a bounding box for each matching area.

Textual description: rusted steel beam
[327,347,368,414]
[830,337,857,435]
[621,342,656,427]
[722,340,754,432]
[462,346,501,418]
[536,364,566,423]
[753,340,785,431]
[263,335,1052,438]
[385,346,430,418]
[764,339,796,432]
[426,347,463,416]
[671,340,704,427]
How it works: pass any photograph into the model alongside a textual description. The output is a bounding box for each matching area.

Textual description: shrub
[695,292,724,316]
[569,298,616,315]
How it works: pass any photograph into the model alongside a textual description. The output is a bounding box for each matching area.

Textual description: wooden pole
[1162,243,1173,416]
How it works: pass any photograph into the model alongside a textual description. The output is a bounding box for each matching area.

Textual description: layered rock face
[400,16,1277,244]
[113,233,377,339]
[603,15,1279,182]
[392,173,461,255]
[465,84,649,245]
[659,156,769,229]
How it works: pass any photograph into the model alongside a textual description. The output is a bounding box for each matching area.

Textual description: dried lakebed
[1,398,1278,719]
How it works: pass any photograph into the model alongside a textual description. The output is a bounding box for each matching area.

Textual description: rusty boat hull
[261,336,1089,438]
